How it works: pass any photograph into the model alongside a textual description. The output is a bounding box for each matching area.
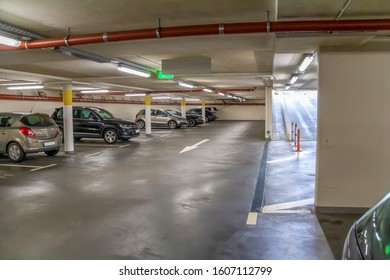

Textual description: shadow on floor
[316,213,362,259]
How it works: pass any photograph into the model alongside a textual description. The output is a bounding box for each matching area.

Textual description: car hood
[355,192,390,260]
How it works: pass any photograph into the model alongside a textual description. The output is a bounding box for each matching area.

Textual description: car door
[154,109,169,127]
[150,109,159,127]
[0,115,11,153]
[79,109,104,137]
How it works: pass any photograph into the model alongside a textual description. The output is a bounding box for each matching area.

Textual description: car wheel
[45,149,60,156]
[7,142,26,162]
[168,120,177,129]
[103,128,118,144]
[188,119,196,127]
[137,120,145,129]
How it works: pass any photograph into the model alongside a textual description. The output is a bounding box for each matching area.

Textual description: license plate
[43,141,56,147]
[136,129,140,133]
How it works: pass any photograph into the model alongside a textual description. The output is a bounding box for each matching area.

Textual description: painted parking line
[159,134,169,138]
[0,163,42,169]
[0,176,6,179]
[246,212,258,225]
[3,174,13,176]
[75,144,114,147]
[30,164,57,172]
[84,152,103,158]
[262,209,312,214]
[118,144,131,148]
[261,198,314,213]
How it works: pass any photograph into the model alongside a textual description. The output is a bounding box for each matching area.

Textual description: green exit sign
[157,70,174,79]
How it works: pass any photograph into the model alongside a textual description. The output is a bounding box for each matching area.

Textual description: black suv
[52,106,140,144]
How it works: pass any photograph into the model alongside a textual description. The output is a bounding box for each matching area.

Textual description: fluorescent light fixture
[76,87,100,91]
[233,96,238,99]
[186,98,200,101]
[125,93,146,97]
[117,65,151,78]
[178,81,195,88]
[80,89,109,94]
[2,82,39,86]
[218,92,225,96]
[152,96,171,100]
[243,98,246,101]
[171,97,182,100]
[203,88,213,93]
[298,55,314,72]
[285,84,291,90]
[7,85,44,90]
[0,34,21,47]
[290,75,298,85]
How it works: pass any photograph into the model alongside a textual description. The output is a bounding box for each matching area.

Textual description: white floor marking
[30,164,57,172]
[246,212,258,225]
[159,134,169,138]
[75,144,113,147]
[262,209,312,214]
[267,154,299,164]
[262,198,314,213]
[0,176,5,179]
[180,139,210,154]
[84,152,103,158]
[4,174,13,176]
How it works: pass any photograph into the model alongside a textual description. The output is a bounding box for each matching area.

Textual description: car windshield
[167,110,180,116]
[356,192,390,260]
[91,108,115,120]
[20,114,55,127]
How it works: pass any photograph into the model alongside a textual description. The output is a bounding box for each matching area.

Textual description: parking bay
[0,121,265,259]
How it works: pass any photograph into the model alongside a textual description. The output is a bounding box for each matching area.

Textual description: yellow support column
[63,84,74,153]
[145,94,152,135]
[181,97,187,117]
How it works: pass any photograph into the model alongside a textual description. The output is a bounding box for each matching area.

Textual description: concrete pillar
[63,84,74,154]
[202,100,206,122]
[181,98,186,117]
[145,94,152,136]
[316,48,390,210]
[265,87,273,139]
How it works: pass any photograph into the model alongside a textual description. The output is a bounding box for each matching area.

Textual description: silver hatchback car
[0,112,62,162]
[135,109,187,129]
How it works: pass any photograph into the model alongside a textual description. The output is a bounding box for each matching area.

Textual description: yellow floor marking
[246,212,258,225]
[0,163,41,169]
[30,164,57,172]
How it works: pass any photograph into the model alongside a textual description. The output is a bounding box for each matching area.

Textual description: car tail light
[56,128,62,136]
[19,127,36,137]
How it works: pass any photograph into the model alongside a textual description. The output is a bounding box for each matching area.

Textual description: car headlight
[119,124,132,129]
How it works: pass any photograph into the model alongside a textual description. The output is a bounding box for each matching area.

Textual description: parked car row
[1,106,218,162]
[135,107,216,129]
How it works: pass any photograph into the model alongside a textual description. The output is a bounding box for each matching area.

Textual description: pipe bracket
[219,24,224,35]
[266,21,271,34]
[102,32,108,42]
[155,27,161,39]
[64,35,70,47]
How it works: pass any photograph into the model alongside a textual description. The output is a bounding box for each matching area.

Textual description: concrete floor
[0,120,344,259]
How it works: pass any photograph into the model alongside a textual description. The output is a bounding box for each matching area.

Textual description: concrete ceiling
[0,0,390,101]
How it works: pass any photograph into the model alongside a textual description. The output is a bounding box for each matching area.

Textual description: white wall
[316,49,390,209]
[0,99,265,121]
